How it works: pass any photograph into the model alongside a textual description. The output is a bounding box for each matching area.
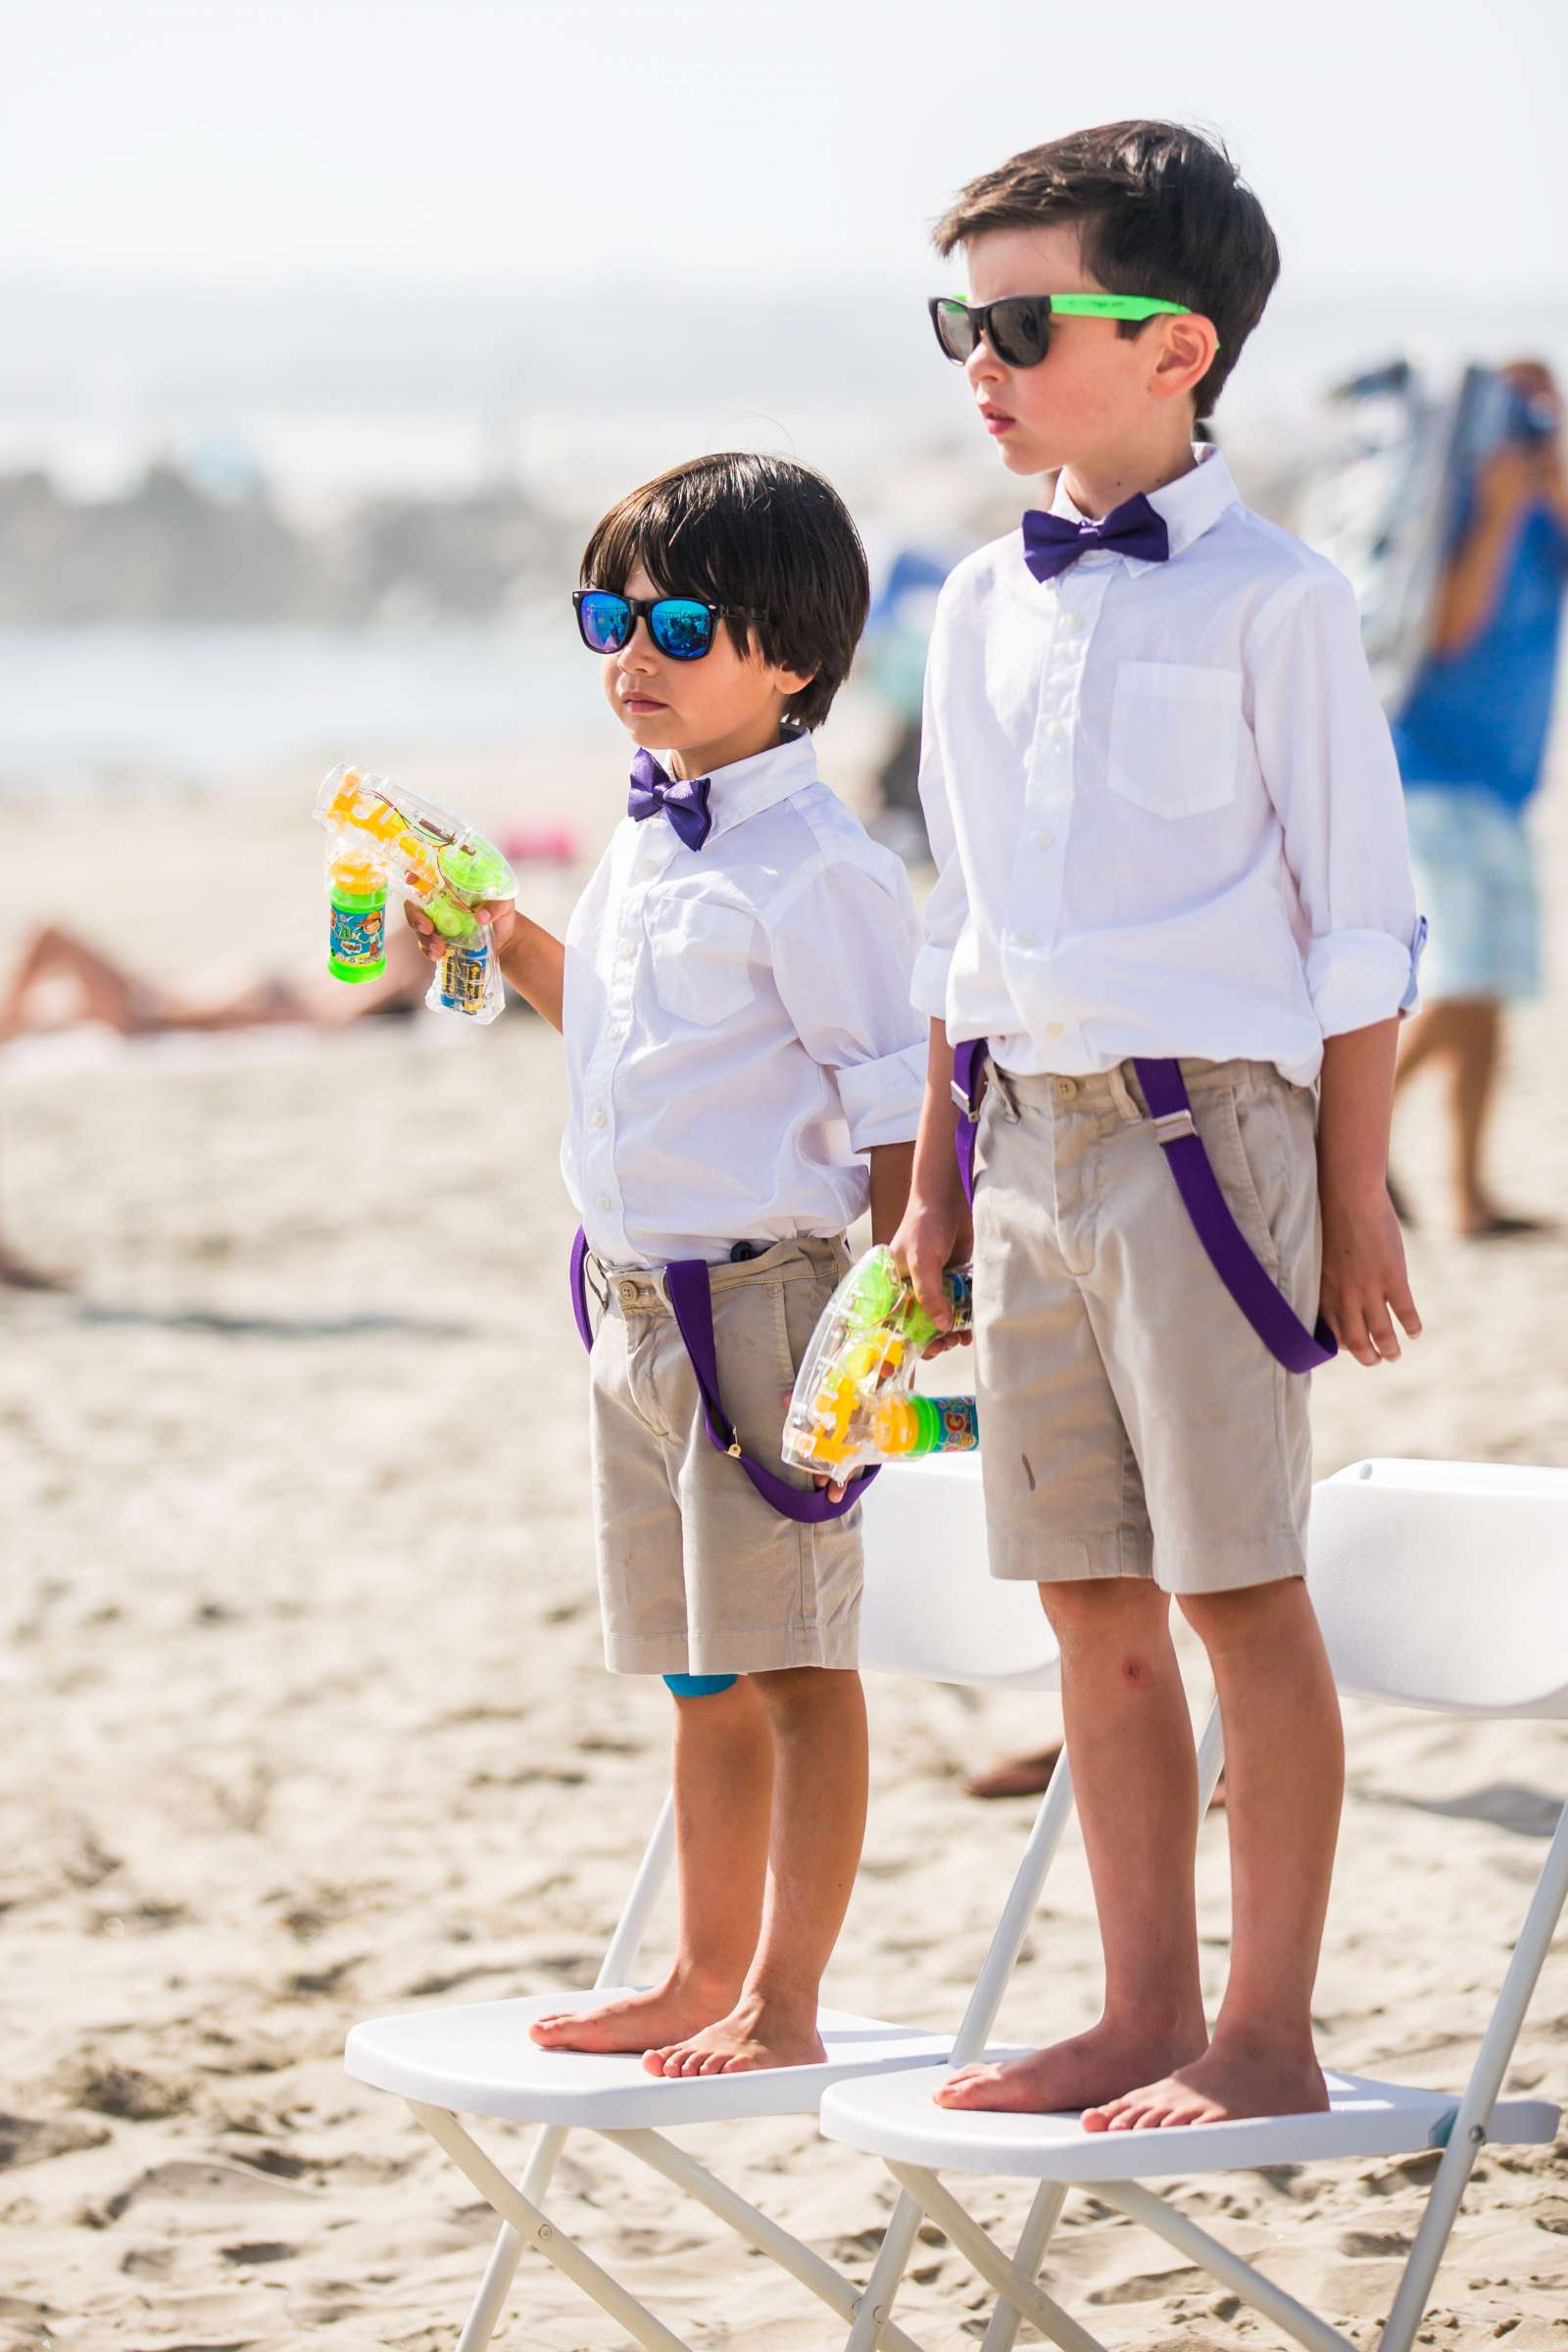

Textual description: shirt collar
[1048,443,1239,565]
[653,727,818,843]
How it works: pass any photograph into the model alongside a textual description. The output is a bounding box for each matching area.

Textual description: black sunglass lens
[650,600,715,660]
[990,298,1051,368]
[578,592,631,653]
[933,300,975,364]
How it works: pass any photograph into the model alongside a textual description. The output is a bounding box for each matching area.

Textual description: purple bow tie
[1021,493,1170,584]
[627,749,713,853]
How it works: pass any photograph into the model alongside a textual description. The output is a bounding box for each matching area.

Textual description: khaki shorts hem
[603,1620,861,1677]
[987,1530,1154,1584]
[1152,1535,1306,1596]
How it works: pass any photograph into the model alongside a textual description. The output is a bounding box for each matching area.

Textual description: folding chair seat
[822,1457,1568,2352]
[343,1454,1073,2352]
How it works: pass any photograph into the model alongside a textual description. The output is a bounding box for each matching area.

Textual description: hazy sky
[1,0,1559,294]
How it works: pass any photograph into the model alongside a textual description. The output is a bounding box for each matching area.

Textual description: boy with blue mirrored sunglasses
[411,451,926,2079]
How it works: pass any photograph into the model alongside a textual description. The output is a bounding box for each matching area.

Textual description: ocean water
[0,616,597,787]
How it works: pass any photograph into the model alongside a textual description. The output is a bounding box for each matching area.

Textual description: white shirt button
[590,1109,607,1129]
[1061,612,1084,634]
[595,1193,612,1212]
[1015,928,1037,949]
[606,1023,624,1042]
[1046,719,1066,741]
[1034,830,1055,851]
[618,939,636,959]
[1044,1021,1065,1040]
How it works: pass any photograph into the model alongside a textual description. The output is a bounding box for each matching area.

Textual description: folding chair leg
[886,2163,1109,2352]
[1101,2181,1355,2352]
[844,1750,1082,2351]
[1379,1796,1568,2352]
[455,2125,565,2352]
[412,2102,691,2352]
[450,1791,680,2348]
[601,2129,928,2352]
[843,2194,928,2352]
[977,2181,1068,2352]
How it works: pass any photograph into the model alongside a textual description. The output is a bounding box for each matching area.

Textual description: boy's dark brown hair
[934,121,1279,420]
[580,453,869,731]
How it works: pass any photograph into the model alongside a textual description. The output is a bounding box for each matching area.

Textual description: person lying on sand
[0,921,430,1044]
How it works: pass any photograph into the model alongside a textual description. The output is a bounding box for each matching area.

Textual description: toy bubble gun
[781,1245,978,1482]
[314,764,517,1024]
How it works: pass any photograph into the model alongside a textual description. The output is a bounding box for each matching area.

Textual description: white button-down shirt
[563,730,927,1266]
[915,447,1423,1084]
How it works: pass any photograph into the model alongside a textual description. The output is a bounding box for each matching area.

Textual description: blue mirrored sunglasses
[572,589,762,662]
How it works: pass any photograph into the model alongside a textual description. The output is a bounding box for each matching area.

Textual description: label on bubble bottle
[439,936,492,1016]
[329,900,386,974]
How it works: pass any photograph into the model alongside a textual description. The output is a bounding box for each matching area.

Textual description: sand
[1,715,1565,2351]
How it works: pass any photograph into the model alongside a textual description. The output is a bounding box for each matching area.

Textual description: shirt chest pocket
[644,894,759,1029]
[1105,660,1243,818]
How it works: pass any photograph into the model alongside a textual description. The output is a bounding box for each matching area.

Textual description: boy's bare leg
[939,1579,1208,2112]
[531,1677,772,2051]
[1085,1576,1340,2130]
[646,1666,868,2076]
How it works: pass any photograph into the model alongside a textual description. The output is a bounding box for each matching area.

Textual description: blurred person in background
[1391,362,1568,1237]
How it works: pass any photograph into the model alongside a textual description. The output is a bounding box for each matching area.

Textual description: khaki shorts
[587,1236,863,1677]
[972,1057,1320,1595]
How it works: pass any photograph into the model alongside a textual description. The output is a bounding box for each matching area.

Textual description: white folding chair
[344,1454,1088,2352]
[823,1457,1568,2352]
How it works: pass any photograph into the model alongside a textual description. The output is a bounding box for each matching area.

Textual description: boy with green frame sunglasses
[929,290,1207,369]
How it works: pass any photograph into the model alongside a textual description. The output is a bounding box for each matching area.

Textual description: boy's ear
[1150,313,1219,407]
[773,662,815,698]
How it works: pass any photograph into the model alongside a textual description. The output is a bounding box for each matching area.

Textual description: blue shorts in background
[1403,786,1542,1004]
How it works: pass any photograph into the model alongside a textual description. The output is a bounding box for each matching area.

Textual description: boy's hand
[1318,1184,1421,1367]
[403,884,517,964]
[892,1197,974,1357]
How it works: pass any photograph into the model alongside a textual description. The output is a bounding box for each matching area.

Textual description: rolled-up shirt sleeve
[768,853,927,1151]
[1249,565,1425,1037]
[911,624,968,1020]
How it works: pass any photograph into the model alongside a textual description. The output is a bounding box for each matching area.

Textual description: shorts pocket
[1106,661,1243,818]
[646,893,757,1027]
[1196,1084,1287,1281]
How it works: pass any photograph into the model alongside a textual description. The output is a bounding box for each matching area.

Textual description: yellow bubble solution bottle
[327,856,389,982]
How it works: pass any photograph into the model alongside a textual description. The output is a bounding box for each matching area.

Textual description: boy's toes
[933,2065,999,2109]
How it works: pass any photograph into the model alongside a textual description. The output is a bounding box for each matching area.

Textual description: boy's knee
[748,1664,860,1720]
[1175,1575,1312,1649]
[1038,1577,1172,1681]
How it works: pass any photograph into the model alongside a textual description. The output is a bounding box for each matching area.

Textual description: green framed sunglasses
[929,291,1207,369]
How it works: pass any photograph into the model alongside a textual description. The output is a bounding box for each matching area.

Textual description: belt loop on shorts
[990,1064,1021,1122]
[1106,1062,1144,1125]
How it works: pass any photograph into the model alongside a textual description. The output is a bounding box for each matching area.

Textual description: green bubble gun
[781,1245,978,1481]
[314,763,517,1023]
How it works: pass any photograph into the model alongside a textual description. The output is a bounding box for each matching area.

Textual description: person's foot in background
[0,1242,71,1292]
[965,1743,1227,1807]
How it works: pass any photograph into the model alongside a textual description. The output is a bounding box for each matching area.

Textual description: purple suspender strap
[569,1229,876,1525]
[1129,1058,1337,1373]
[951,1036,989,1210]
[950,1040,1336,1375]
[568,1224,596,1351]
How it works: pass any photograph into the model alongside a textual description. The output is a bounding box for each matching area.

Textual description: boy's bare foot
[643,1989,826,2077]
[1083,2032,1328,2132]
[529,1966,741,2054]
[935,2015,1207,2114]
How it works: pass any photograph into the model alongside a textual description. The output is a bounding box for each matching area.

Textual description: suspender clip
[1150,1107,1197,1148]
